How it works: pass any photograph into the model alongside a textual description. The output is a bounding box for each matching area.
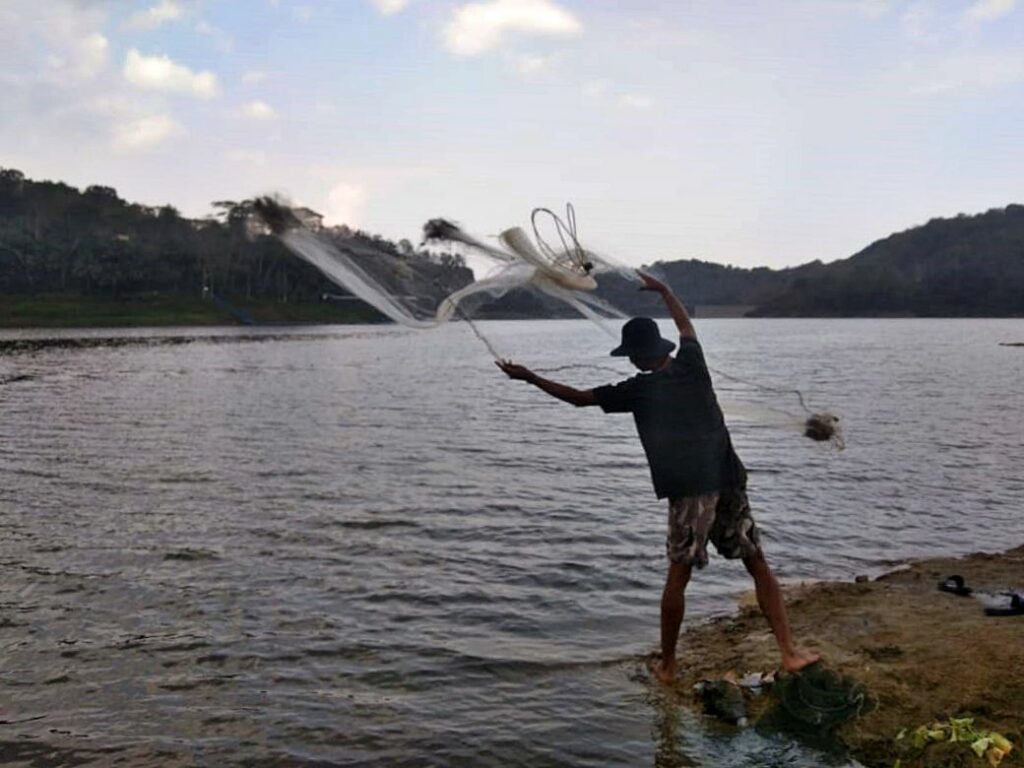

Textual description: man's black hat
[610,317,676,359]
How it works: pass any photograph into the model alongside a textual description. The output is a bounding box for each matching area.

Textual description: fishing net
[761,663,872,737]
[252,198,626,336]
[804,413,843,447]
[706,368,845,449]
[252,197,528,332]
[251,197,843,448]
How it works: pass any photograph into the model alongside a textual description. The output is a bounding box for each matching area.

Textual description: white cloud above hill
[966,0,1016,21]
[442,0,580,56]
[241,100,277,120]
[123,49,219,99]
[372,0,410,15]
[47,31,109,80]
[113,114,185,151]
[3,0,1024,268]
[124,0,186,31]
[324,182,367,228]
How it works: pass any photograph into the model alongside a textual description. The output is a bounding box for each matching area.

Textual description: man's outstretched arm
[638,271,696,340]
[496,360,598,407]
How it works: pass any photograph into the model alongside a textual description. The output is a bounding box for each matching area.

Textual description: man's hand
[496,360,598,406]
[637,270,669,294]
[636,270,697,339]
[496,359,535,382]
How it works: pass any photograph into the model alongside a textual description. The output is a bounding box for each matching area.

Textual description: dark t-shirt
[593,337,746,499]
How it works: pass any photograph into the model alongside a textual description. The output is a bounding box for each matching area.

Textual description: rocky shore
[673,545,1024,767]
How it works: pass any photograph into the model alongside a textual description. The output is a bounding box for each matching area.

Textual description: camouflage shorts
[666,488,761,568]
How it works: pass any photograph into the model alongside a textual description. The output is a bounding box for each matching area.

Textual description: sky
[2,0,1023,269]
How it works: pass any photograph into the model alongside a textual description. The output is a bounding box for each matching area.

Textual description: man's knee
[666,560,692,589]
[742,548,771,578]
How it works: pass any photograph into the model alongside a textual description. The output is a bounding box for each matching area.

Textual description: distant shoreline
[3,295,1024,330]
[0,294,384,330]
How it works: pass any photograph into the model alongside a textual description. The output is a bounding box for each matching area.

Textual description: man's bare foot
[650,658,677,685]
[781,648,822,673]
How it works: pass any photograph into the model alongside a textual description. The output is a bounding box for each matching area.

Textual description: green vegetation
[0,293,385,328]
[893,717,1014,767]
[2,166,1022,324]
[0,167,469,328]
[751,204,1024,316]
[593,205,1024,317]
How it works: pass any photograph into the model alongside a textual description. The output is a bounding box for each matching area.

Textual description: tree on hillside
[0,169,475,314]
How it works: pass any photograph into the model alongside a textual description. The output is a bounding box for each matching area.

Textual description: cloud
[195,20,234,52]
[242,70,268,85]
[123,48,218,98]
[915,51,1024,93]
[372,0,409,14]
[443,0,581,56]
[46,31,109,80]
[225,149,268,167]
[617,93,655,110]
[583,80,653,110]
[512,53,554,75]
[850,0,891,17]
[124,0,184,31]
[0,1,190,159]
[324,182,367,227]
[824,0,891,17]
[7,2,111,83]
[241,100,277,120]
[966,0,1016,20]
[77,33,110,77]
[582,79,610,99]
[0,1,123,147]
[113,114,185,150]
[900,2,936,42]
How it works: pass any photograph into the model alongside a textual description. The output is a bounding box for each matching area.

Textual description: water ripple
[2,319,1022,766]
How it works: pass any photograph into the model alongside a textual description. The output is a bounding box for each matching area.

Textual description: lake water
[1,319,1022,766]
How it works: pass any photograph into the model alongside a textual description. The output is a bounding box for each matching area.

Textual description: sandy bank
[673,545,1024,767]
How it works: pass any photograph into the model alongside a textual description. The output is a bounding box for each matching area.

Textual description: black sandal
[937,575,973,597]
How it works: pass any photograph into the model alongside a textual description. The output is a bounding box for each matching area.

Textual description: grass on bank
[0,294,385,329]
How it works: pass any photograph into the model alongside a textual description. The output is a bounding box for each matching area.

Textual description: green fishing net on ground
[758,663,873,747]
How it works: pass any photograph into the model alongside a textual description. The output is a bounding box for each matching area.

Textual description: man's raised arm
[496,361,598,407]
[637,271,696,340]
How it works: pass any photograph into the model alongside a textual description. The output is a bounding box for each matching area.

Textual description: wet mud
[671,545,1024,767]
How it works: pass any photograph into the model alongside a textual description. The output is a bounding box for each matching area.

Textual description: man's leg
[656,493,717,684]
[742,549,820,673]
[654,560,691,684]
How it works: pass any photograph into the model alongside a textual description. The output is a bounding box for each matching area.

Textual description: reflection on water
[1,319,1021,766]
[652,694,700,768]
[648,687,862,768]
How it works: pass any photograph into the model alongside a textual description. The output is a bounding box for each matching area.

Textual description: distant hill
[0,167,472,319]
[748,205,1024,316]
[3,166,1022,322]
[583,205,1024,318]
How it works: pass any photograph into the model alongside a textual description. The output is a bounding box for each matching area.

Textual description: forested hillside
[585,207,1024,318]
[2,167,1022,323]
[0,168,471,323]
[747,205,1024,316]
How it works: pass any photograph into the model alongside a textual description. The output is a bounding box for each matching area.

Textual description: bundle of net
[422,204,640,332]
[707,368,844,450]
[769,663,872,731]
